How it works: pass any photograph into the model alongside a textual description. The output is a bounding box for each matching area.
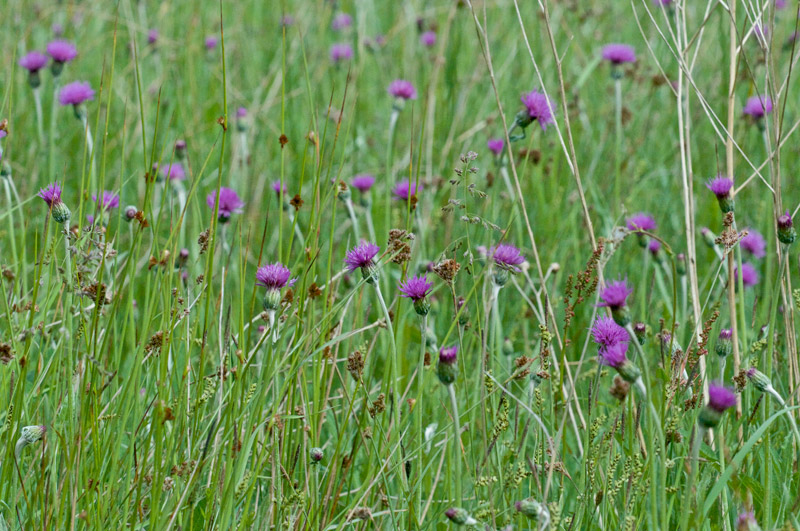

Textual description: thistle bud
[745,368,772,393]
[736,511,761,531]
[515,498,548,522]
[15,425,46,457]
[1,160,11,178]
[456,296,469,326]
[715,329,732,358]
[413,298,430,316]
[633,322,647,345]
[175,140,187,160]
[436,345,458,385]
[52,201,71,224]
[701,227,717,249]
[444,507,477,526]
[778,210,795,245]
[617,360,642,384]
[124,205,138,222]
[310,447,324,463]
[502,337,514,357]
[676,253,686,276]
[514,109,533,129]
[492,268,509,287]
[263,289,282,311]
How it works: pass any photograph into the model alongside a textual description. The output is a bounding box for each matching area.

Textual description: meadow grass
[1,0,800,529]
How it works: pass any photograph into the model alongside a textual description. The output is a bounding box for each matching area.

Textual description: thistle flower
[175,139,187,160]
[647,239,662,260]
[490,243,525,273]
[632,322,647,344]
[281,15,295,27]
[256,262,297,310]
[743,96,772,119]
[92,191,120,212]
[715,328,733,358]
[46,40,77,76]
[310,447,324,463]
[437,345,458,385]
[701,227,717,248]
[602,43,637,64]
[124,205,138,222]
[206,187,244,222]
[598,279,633,325]
[777,210,795,245]
[746,367,774,394]
[487,138,504,157]
[271,180,287,197]
[148,29,159,45]
[205,36,218,50]
[740,229,766,258]
[19,51,49,88]
[706,175,734,213]
[698,383,736,428]
[331,13,353,31]
[444,507,477,526]
[344,241,380,283]
[736,511,760,531]
[420,31,436,47]
[626,212,657,232]
[518,90,555,131]
[598,342,642,385]
[15,425,46,457]
[37,182,71,223]
[398,274,433,315]
[591,316,630,349]
[392,179,421,201]
[161,162,186,181]
[676,253,686,275]
[734,262,759,287]
[388,80,418,101]
[330,43,353,63]
[58,81,95,110]
[351,174,375,193]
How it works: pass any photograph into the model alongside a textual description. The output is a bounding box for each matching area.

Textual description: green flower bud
[746,368,772,393]
[413,298,430,316]
[52,201,71,224]
[263,289,282,311]
[444,507,476,526]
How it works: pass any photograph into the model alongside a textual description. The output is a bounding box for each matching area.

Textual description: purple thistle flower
[602,43,637,64]
[272,180,287,197]
[351,174,375,193]
[52,23,64,37]
[161,162,186,181]
[487,138,505,156]
[437,344,458,384]
[331,13,353,31]
[707,383,737,412]
[19,51,49,72]
[520,90,555,131]
[206,187,245,221]
[719,328,733,340]
[490,243,525,271]
[344,241,380,271]
[92,191,120,211]
[58,81,95,106]
[598,279,633,310]
[735,262,759,287]
[281,15,295,27]
[598,341,629,369]
[778,210,793,230]
[205,36,218,50]
[37,182,63,207]
[388,80,418,101]
[653,0,673,5]
[740,229,766,258]
[46,40,77,63]
[148,29,159,45]
[736,511,757,531]
[256,263,297,290]
[647,239,661,256]
[591,316,630,349]
[626,212,657,232]
[743,96,772,118]
[330,43,354,62]
[398,274,433,302]
[439,345,458,364]
[420,31,437,47]
[706,175,733,199]
[778,209,796,245]
[236,107,247,119]
[392,179,421,200]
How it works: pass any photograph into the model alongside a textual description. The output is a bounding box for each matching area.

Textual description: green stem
[414,314,427,528]
[447,383,462,507]
[614,76,622,209]
[681,426,705,531]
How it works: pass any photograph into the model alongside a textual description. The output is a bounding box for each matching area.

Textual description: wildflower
[746,367,774,394]
[701,227,717,248]
[626,212,657,232]
[437,345,458,385]
[706,175,734,213]
[58,81,95,118]
[420,30,436,47]
[743,96,772,119]
[175,139,187,160]
[271,180,287,197]
[256,262,297,310]
[736,511,760,531]
[351,174,375,193]
[517,90,555,131]
[15,425,46,457]
[698,383,736,429]
[647,239,662,261]
[392,179,421,201]
[161,162,186,181]
[330,43,354,63]
[388,80,418,110]
[591,316,629,349]
[632,322,647,344]
[740,229,766,258]
[19,51,49,88]
[331,13,353,31]
[344,241,380,283]
[487,138,504,157]
[598,342,642,386]
[515,498,549,524]
[715,328,733,358]
[37,182,71,223]
[602,43,636,64]
[310,447,324,463]
[92,191,120,212]
[205,36,218,50]
[46,40,77,75]
[597,279,633,326]
[206,187,244,222]
[124,205,138,222]
[399,274,433,315]
[676,253,686,276]
[734,262,759,287]
[444,507,476,526]
[488,243,524,286]
[148,29,159,45]
[777,209,795,245]
[281,15,295,27]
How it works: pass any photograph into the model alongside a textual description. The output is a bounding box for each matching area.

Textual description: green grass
[1,0,799,529]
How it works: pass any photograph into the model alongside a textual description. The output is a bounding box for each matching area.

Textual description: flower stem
[344,197,361,242]
[614,77,623,209]
[33,87,45,145]
[447,383,462,507]
[414,314,427,528]
[681,426,705,531]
